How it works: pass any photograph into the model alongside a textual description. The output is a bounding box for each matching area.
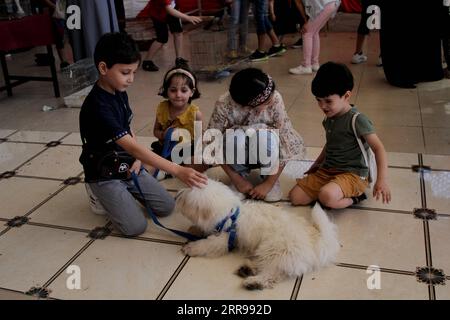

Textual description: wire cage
[187,27,249,78]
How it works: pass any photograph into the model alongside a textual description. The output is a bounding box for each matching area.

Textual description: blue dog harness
[214,207,240,251]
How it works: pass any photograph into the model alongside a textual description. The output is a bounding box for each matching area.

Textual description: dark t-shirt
[79,84,134,182]
[321,107,374,177]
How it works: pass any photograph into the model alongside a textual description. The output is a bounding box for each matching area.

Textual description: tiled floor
[1,18,450,300]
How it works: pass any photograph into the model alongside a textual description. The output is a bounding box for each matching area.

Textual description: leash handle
[131,172,202,241]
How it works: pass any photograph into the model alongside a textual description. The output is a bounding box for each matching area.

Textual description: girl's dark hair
[311,62,354,97]
[94,32,141,70]
[229,68,275,106]
[159,66,201,102]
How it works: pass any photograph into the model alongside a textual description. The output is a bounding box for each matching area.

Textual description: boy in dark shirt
[79,32,207,236]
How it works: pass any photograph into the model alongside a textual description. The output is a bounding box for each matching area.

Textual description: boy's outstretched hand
[176,166,208,188]
[373,180,391,204]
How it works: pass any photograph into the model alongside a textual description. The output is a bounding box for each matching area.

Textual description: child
[151,66,204,178]
[142,0,202,72]
[79,33,207,237]
[289,62,391,209]
[269,0,304,47]
[289,0,341,75]
[227,0,251,59]
[42,0,72,69]
[208,68,305,202]
[248,0,287,62]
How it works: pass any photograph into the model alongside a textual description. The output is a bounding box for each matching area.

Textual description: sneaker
[229,184,246,201]
[175,57,189,68]
[85,184,107,215]
[289,65,312,75]
[142,60,159,72]
[249,50,269,62]
[264,179,282,202]
[351,53,368,64]
[267,44,287,57]
[312,63,320,72]
[291,38,303,49]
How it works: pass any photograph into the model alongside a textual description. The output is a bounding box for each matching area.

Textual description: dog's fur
[175,180,340,290]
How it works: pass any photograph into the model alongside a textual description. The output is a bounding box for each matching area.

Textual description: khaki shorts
[296,167,369,200]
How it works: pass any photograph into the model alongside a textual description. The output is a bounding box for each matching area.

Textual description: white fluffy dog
[175,180,340,290]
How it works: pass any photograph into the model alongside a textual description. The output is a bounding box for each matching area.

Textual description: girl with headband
[208,68,305,202]
[151,67,205,180]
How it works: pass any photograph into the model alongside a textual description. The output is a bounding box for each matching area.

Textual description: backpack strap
[351,112,370,173]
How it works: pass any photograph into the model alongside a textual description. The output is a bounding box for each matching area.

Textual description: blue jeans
[228,0,250,51]
[252,0,273,35]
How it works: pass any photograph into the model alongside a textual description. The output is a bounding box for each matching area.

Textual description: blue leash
[131,172,202,241]
[153,127,178,178]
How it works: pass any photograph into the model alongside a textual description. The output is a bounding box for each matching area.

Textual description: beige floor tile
[0,142,45,172]
[298,265,428,300]
[0,288,39,300]
[29,184,108,230]
[333,208,426,270]
[428,216,450,277]
[290,117,326,148]
[358,168,421,212]
[0,129,16,139]
[60,133,82,146]
[356,89,419,108]
[136,209,194,243]
[164,253,297,300]
[0,225,91,292]
[358,104,422,127]
[17,145,83,179]
[386,152,419,168]
[47,237,185,299]
[0,177,62,219]
[418,81,450,106]
[423,154,450,171]
[7,131,68,143]
[423,127,450,155]
[375,126,425,153]
[435,282,450,300]
[423,172,450,215]
[420,102,450,128]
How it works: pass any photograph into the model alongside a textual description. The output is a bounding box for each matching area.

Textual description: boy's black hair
[311,62,354,97]
[229,68,275,106]
[94,32,141,70]
[159,66,201,102]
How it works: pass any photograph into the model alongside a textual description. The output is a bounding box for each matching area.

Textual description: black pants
[379,0,444,87]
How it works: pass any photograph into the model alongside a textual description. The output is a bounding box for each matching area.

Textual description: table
[0,13,60,97]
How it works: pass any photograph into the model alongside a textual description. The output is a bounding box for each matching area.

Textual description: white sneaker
[85,184,107,215]
[264,179,282,202]
[312,63,320,72]
[351,53,368,64]
[229,184,246,201]
[289,65,313,75]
